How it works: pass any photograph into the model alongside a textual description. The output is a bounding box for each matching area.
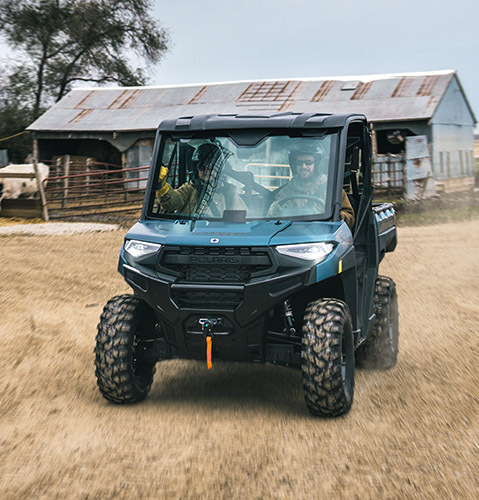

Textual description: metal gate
[372,154,405,198]
[43,159,150,218]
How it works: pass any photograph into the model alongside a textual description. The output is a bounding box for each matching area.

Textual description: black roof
[158,112,367,132]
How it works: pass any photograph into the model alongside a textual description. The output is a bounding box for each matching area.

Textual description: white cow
[0,163,49,209]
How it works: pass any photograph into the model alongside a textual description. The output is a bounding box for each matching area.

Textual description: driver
[156,142,246,216]
[267,145,355,230]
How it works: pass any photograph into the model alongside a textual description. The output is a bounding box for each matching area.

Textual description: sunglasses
[295,159,315,167]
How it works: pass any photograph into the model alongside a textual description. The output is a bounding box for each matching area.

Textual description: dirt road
[1,220,478,499]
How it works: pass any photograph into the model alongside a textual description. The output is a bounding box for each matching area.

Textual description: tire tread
[94,294,155,404]
[301,298,354,417]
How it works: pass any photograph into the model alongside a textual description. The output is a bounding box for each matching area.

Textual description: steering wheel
[268,194,325,217]
[274,194,325,208]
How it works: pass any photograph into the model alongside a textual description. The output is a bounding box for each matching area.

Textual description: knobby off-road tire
[94,294,156,404]
[356,276,399,369]
[301,298,354,417]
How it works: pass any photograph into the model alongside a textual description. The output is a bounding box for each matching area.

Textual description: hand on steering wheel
[268,194,325,217]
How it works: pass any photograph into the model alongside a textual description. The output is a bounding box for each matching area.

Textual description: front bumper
[120,254,315,364]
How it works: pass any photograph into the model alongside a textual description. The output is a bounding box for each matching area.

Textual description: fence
[42,157,149,218]
[1,155,406,220]
[372,154,405,198]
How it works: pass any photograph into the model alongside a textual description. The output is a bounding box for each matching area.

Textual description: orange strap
[206,336,213,369]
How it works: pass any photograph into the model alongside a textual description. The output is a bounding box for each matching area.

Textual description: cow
[0,163,49,212]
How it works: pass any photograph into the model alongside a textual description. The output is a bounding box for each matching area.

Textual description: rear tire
[94,294,156,403]
[356,276,399,369]
[301,298,354,417]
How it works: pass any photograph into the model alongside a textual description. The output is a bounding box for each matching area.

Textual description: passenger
[156,143,246,216]
[268,145,355,230]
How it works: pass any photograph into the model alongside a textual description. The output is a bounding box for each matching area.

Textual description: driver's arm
[158,182,192,211]
[156,172,195,212]
[340,190,355,230]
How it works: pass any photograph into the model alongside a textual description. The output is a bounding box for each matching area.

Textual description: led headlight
[276,242,335,262]
[124,240,162,258]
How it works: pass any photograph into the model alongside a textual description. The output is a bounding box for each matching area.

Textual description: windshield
[148,132,337,221]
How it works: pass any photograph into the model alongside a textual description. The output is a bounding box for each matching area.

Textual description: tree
[0,67,35,162]
[0,0,170,120]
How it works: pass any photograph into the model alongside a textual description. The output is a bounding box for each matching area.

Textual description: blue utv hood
[124,219,350,247]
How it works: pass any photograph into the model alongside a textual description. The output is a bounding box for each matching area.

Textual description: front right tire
[301,298,354,417]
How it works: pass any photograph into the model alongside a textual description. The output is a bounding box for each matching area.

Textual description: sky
[150,0,479,122]
[0,0,477,124]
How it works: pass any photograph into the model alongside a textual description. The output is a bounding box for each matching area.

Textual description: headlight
[275,242,335,262]
[124,240,162,258]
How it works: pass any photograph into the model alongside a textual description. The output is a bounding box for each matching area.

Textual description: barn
[27,69,476,208]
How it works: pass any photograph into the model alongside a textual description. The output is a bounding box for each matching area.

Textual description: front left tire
[94,294,156,403]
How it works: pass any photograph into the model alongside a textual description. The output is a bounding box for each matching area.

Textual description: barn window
[375,129,412,154]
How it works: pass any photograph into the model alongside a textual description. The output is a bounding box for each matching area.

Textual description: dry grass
[0,221,478,499]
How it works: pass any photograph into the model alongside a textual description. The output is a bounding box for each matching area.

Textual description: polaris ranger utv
[94,112,398,417]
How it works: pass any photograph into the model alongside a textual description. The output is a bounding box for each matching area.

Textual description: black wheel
[94,294,156,403]
[356,276,399,369]
[301,298,354,417]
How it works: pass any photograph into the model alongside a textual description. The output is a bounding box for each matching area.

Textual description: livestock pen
[43,157,149,219]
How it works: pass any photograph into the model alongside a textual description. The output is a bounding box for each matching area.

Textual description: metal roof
[28,70,473,133]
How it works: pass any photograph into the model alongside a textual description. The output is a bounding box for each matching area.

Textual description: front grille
[172,289,243,308]
[159,246,273,283]
[183,266,250,282]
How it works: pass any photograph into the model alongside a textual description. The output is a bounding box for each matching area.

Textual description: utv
[94,112,399,417]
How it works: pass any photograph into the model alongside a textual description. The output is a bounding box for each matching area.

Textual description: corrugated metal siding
[188,86,209,104]
[351,81,373,100]
[311,81,334,102]
[107,89,142,109]
[28,71,467,132]
[417,75,441,96]
[392,77,413,98]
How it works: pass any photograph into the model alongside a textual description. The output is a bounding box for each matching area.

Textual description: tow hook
[199,318,223,369]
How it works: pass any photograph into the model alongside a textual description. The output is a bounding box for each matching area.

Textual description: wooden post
[370,123,377,156]
[386,153,392,201]
[33,139,49,221]
[62,154,70,208]
[55,157,62,177]
[86,158,92,198]
[122,152,128,202]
